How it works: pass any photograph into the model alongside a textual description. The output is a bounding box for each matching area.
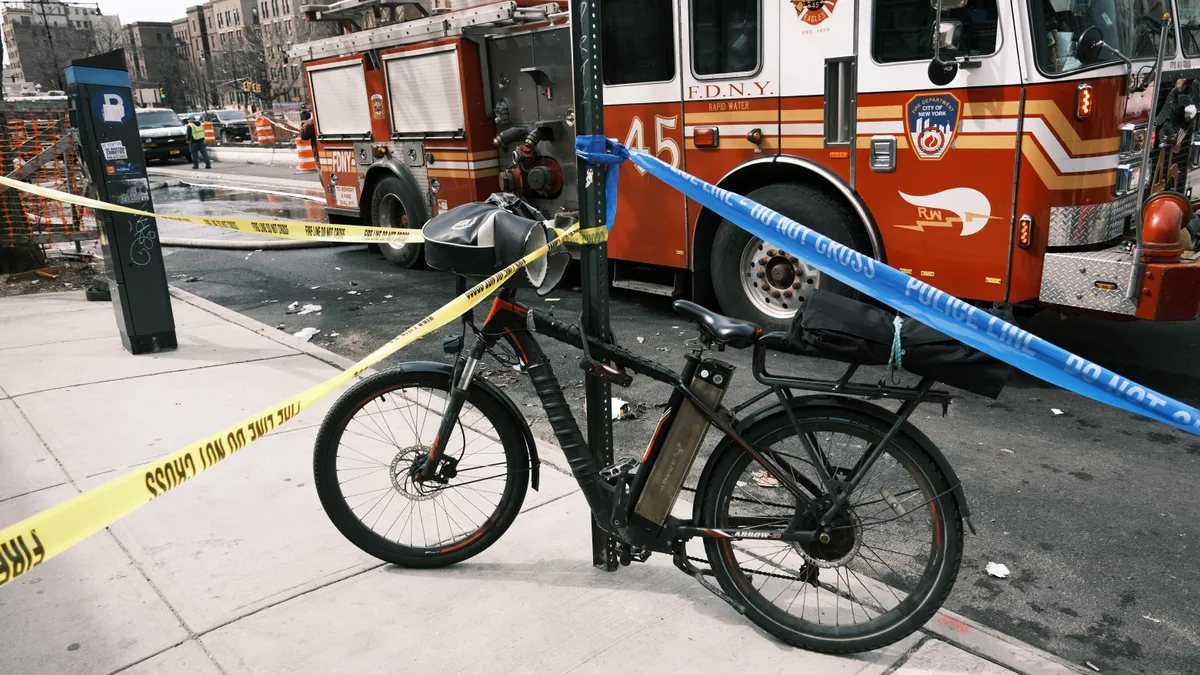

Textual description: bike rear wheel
[699,405,963,653]
[314,369,528,568]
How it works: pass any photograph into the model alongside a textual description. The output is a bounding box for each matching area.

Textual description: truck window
[1031,0,1173,73]
[872,0,999,64]
[602,0,675,85]
[691,0,760,77]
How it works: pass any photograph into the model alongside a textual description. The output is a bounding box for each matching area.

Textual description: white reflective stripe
[856,121,904,134]
[684,124,781,137]
[433,159,500,170]
[779,123,823,136]
[960,117,1118,173]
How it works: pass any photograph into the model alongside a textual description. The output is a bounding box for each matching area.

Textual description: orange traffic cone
[296,138,317,173]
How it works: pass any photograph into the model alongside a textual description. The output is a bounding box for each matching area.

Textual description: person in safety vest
[186,115,211,170]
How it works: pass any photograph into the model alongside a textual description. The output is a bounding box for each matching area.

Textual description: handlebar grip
[529,309,679,384]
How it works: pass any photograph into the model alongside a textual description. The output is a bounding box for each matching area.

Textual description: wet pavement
[153,185,332,244]
[150,186,1200,675]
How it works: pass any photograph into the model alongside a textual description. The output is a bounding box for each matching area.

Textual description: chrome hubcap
[739,237,820,320]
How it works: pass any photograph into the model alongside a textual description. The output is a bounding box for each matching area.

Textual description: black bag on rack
[781,290,1012,399]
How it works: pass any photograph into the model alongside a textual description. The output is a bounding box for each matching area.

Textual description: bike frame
[420,287,947,556]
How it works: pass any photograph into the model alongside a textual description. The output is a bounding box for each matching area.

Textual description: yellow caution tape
[0,224,578,590]
[0,174,424,245]
[559,226,608,245]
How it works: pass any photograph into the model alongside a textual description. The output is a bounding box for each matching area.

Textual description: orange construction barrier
[202,121,216,145]
[255,116,275,146]
[296,138,317,173]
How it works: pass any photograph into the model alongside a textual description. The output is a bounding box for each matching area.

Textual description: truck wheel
[710,183,866,332]
[370,175,424,269]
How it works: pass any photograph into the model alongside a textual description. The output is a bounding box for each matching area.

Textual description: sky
[95,0,196,24]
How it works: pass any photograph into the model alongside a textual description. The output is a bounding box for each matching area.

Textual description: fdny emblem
[791,0,837,26]
[905,94,960,160]
[370,94,385,120]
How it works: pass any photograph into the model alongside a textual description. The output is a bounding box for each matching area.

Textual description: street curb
[168,286,366,376]
[166,286,1087,675]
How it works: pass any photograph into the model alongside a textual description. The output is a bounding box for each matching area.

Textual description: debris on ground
[1143,615,1161,623]
[611,397,635,420]
[297,304,322,316]
[999,448,1014,454]
[347,290,359,295]
[275,323,286,330]
[335,267,341,271]
[636,336,645,344]
[751,469,782,488]
[385,295,393,299]
[544,298,560,302]
[5,265,63,282]
[1051,408,1065,415]
[1085,661,1100,672]
[310,286,321,290]
[329,332,341,338]
[350,281,359,286]
[985,562,1011,579]
[292,327,320,342]
[286,301,299,312]
[184,276,201,282]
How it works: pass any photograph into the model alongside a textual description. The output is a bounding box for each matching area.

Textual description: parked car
[202,109,251,143]
[135,108,191,163]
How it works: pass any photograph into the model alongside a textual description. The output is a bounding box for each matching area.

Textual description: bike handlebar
[529,309,680,385]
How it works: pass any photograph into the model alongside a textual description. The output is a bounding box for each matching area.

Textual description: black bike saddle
[673,300,761,349]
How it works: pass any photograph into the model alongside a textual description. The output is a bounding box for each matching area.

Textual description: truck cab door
[679,0,781,181]
[855,0,1022,302]
[600,0,687,269]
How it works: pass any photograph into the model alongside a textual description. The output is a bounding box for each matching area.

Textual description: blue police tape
[575,135,1200,436]
[575,136,622,229]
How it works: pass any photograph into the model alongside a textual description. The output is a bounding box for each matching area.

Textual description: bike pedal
[599,457,639,481]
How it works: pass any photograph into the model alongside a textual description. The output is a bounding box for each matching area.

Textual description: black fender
[692,394,971,531]
[393,361,540,491]
[360,157,432,229]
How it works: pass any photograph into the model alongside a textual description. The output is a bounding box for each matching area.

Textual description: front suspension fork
[420,339,486,480]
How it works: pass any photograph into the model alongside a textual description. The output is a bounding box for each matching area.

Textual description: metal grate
[0,100,96,246]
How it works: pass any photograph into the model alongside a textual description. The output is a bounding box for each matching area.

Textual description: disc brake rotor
[390,446,437,501]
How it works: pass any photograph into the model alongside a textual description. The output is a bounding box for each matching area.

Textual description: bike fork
[420,340,487,480]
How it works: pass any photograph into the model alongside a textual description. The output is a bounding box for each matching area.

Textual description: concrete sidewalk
[0,290,1086,675]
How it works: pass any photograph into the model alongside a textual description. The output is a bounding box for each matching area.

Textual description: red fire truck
[291,0,1200,329]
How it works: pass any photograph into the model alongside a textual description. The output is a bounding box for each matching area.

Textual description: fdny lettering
[687,81,773,100]
[0,529,46,585]
[331,150,356,174]
[144,454,198,497]
[304,225,347,238]
[251,221,290,236]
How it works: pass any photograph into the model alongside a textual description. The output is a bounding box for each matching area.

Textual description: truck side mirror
[1076,26,1105,64]
[935,20,964,52]
[928,59,958,86]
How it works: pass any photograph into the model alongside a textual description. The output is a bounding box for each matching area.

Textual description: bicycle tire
[314,368,529,568]
[698,404,963,653]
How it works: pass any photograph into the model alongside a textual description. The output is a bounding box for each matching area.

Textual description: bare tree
[90,16,125,54]
[209,26,267,109]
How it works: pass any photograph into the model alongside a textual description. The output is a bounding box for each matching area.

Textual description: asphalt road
[156,190,1200,674]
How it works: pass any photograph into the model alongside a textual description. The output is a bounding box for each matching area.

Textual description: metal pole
[570,0,619,572]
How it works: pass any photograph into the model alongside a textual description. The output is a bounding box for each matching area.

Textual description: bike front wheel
[314,368,529,568]
[699,404,963,653]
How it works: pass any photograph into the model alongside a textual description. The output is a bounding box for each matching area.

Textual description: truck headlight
[1116,163,1141,196]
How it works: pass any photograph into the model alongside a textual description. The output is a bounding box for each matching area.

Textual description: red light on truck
[1076,83,1094,121]
[1018,214,1034,249]
[693,127,719,148]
